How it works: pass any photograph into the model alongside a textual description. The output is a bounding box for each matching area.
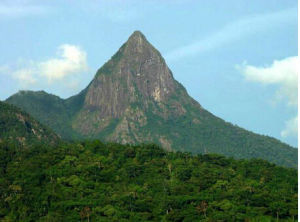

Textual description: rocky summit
[73,31,200,147]
[6,31,297,167]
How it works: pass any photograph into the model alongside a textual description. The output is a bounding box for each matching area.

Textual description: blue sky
[0,0,298,146]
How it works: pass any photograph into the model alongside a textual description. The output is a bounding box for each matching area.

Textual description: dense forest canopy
[0,140,297,221]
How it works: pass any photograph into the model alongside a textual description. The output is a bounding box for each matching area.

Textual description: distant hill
[6,31,297,168]
[5,90,84,140]
[0,101,59,146]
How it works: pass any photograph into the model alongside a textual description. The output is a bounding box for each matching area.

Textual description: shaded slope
[6,90,85,140]
[0,101,59,146]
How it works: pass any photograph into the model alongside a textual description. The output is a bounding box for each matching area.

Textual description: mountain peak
[6,32,297,168]
[122,30,155,57]
[78,30,181,128]
[129,30,146,39]
[127,31,148,45]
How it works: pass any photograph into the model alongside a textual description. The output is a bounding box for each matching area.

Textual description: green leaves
[0,140,297,221]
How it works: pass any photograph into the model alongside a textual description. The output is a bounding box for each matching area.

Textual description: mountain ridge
[6,31,297,168]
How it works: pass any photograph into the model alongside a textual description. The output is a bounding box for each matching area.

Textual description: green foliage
[143,97,297,168]
[0,101,59,146]
[0,140,297,221]
[5,90,85,140]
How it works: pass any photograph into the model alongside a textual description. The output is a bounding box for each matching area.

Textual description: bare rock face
[74,31,191,139]
[83,31,176,116]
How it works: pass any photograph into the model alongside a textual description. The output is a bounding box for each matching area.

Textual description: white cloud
[39,44,88,82]
[1,44,88,88]
[165,7,297,61]
[238,56,298,138]
[238,56,298,107]
[281,116,298,138]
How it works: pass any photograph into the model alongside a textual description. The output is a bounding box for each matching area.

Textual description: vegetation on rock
[5,31,297,168]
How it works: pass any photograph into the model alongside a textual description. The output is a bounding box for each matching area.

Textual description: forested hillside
[0,101,59,146]
[0,140,297,221]
[5,91,84,139]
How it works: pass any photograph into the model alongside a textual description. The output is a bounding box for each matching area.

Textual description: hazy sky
[0,0,298,146]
